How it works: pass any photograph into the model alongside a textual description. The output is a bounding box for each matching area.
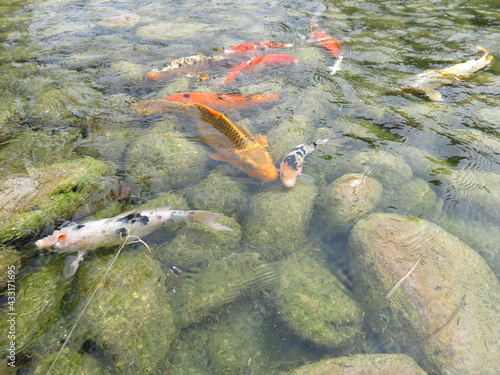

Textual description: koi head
[279,155,303,188]
[35,230,78,253]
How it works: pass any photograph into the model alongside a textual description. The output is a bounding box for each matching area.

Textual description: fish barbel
[402,46,494,101]
[35,207,233,277]
[280,137,342,188]
[224,41,294,54]
[164,92,280,110]
[131,100,279,181]
[146,54,227,80]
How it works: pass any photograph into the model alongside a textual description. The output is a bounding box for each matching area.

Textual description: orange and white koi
[131,100,279,181]
[164,92,280,110]
[146,54,227,80]
[223,54,297,84]
[279,138,341,188]
[401,45,494,101]
[224,41,294,55]
[35,207,232,277]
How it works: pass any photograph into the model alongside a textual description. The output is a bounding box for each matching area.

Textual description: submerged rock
[0,247,21,291]
[437,170,500,225]
[0,261,66,355]
[154,214,241,270]
[348,213,500,375]
[316,173,383,238]
[242,183,317,259]
[31,347,111,375]
[76,250,176,374]
[126,125,207,194]
[181,165,250,217]
[333,149,413,188]
[289,353,427,375]
[273,252,364,349]
[171,252,280,328]
[0,157,115,243]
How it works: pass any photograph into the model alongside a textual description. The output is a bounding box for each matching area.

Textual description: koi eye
[58,234,68,242]
[244,163,255,170]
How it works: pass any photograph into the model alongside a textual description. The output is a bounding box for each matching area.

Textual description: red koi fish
[164,92,280,110]
[225,41,294,54]
[308,24,342,58]
[131,100,279,181]
[223,54,297,84]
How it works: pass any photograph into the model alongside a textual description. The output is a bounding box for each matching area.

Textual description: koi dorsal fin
[192,103,256,150]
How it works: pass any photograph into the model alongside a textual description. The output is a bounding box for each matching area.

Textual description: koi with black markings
[35,207,232,277]
[146,54,227,80]
[164,92,280,110]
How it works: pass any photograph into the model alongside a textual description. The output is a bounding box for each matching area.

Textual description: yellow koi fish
[131,100,278,181]
[402,46,494,101]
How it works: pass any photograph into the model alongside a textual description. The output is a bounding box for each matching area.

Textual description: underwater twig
[385,259,420,299]
[47,234,148,372]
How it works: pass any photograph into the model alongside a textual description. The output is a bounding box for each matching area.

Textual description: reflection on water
[0,0,499,373]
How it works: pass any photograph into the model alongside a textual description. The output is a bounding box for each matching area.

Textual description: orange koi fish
[223,54,297,84]
[131,100,278,181]
[224,41,294,54]
[164,92,280,110]
[146,54,227,80]
[308,25,342,58]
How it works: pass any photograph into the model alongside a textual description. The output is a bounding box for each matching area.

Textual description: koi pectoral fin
[425,90,443,101]
[63,251,88,279]
[208,153,229,162]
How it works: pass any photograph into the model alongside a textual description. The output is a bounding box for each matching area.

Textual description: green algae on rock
[0,261,66,355]
[273,252,364,349]
[288,353,427,375]
[348,213,500,375]
[153,214,242,270]
[171,252,280,329]
[181,165,250,217]
[0,157,115,243]
[75,250,176,374]
[381,178,443,219]
[316,173,383,239]
[126,125,207,194]
[332,150,413,188]
[242,183,317,259]
[0,246,21,291]
[31,347,111,375]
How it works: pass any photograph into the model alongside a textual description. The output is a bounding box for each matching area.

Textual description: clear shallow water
[1,0,499,373]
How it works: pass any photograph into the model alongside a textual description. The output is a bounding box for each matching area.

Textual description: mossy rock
[171,252,280,328]
[126,126,207,194]
[273,252,364,349]
[381,178,442,218]
[0,247,21,291]
[348,213,500,375]
[288,353,427,375]
[437,170,500,225]
[0,157,115,243]
[316,173,383,238]
[31,347,111,375]
[0,261,66,355]
[153,214,242,270]
[182,165,250,217]
[242,183,317,259]
[75,250,176,374]
[333,150,413,188]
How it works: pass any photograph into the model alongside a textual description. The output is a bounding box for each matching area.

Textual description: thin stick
[48,234,144,372]
[385,259,420,299]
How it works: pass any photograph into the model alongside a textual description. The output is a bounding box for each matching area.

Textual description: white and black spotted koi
[279,137,341,188]
[35,207,233,277]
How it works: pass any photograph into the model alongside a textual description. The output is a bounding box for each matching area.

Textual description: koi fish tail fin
[187,211,234,231]
[475,46,489,57]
